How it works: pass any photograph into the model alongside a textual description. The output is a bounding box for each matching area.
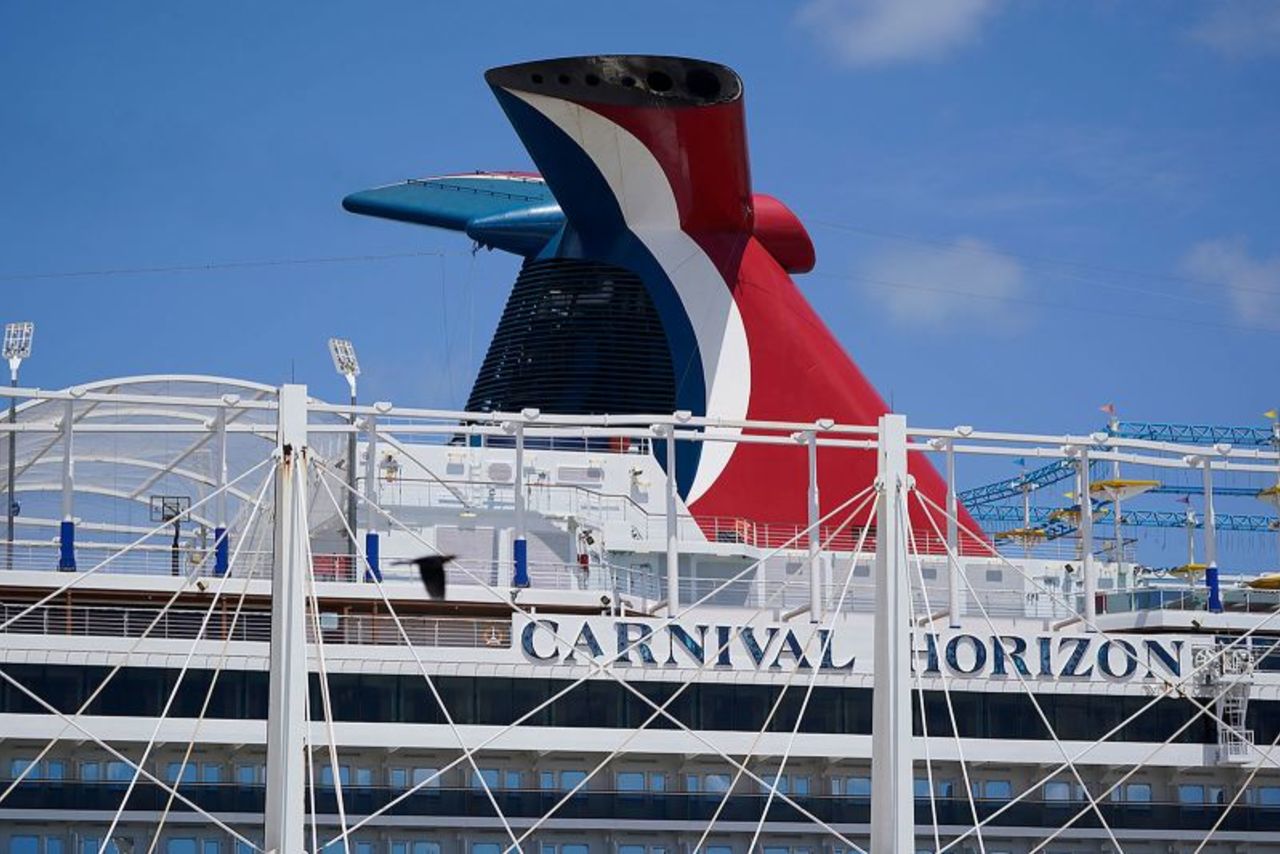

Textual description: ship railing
[0,600,511,648]
[377,476,965,555]
[989,537,1138,563]
[8,784,1279,832]
[0,540,275,579]
[602,567,1047,620]
[1098,585,1280,616]
[0,538,616,597]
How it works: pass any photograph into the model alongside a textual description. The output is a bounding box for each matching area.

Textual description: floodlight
[328,337,360,392]
[328,337,361,561]
[4,322,33,378]
[149,495,192,523]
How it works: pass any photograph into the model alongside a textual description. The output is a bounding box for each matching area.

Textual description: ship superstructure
[2,55,1280,854]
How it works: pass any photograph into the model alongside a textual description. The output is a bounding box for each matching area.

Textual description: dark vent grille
[467,258,675,415]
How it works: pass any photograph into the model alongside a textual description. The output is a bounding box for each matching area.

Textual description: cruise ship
[3,55,1280,854]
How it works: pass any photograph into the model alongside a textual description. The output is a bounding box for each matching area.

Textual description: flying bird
[393,554,456,599]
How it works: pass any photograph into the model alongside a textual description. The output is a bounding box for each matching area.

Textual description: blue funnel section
[342,174,564,257]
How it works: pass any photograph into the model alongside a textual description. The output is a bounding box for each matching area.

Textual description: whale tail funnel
[344,54,982,549]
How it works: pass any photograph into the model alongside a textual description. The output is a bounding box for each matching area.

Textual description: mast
[870,413,913,853]
[264,384,310,851]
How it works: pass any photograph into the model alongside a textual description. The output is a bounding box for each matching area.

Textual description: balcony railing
[1,783,1278,833]
[0,602,510,649]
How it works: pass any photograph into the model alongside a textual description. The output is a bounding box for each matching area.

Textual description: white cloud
[1190,0,1280,58]
[796,0,999,67]
[856,238,1028,332]
[1182,238,1280,329]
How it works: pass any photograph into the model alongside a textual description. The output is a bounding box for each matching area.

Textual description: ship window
[504,770,522,789]
[471,768,500,789]
[618,847,646,854]
[1043,780,1071,801]
[853,564,871,578]
[235,764,259,785]
[980,779,1012,799]
[8,758,36,779]
[166,841,197,854]
[1179,783,1206,803]
[106,760,132,781]
[203,842,221,854]
[9,838,38,854]
[705,773,731,793]
[1122,783,1152,802]
[561,769,587,790]
[843,776,870,798]
[539,770,556,790]
[985,568,1004,583]
[47,841,64,854]
[472,845,502,854]
[617,771,645,791]
[705,847,733,854]
[1257,786,1280,805]
[201,763,222,783]
[80,762,101,781]
[166,762,197,783]
[318,765,350,787]
[46,760,66,780]
[921,566,938,581]
[411,767,440,788]
[562,846,589,854]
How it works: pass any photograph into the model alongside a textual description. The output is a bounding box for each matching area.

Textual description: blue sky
[2,2,1279,559]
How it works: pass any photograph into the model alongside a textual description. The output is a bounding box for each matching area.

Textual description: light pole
[150,495,191,577]
[328,338,360,578]
[4,321,33,571]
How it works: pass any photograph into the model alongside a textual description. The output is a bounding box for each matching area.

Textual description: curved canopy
[1,375,345,569]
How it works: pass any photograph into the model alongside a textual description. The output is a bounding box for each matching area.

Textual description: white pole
[870,413,912,854]
[945,438,961,628]
[57,398,75,570]
[6,364,17,571]
[364,414,378,520]
[215,408,228,529]
[513,422,528,587]
[213,408,230,576]
[807,430,822,623]
[1186,511,1197,567]
[1203,459,1221,612]
[59,398,73,521]
[1203,461,1218,568]
[1079,449,1096,630]
[264,384,309,853]
[665,425,679,614]
[363,413,380,582]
